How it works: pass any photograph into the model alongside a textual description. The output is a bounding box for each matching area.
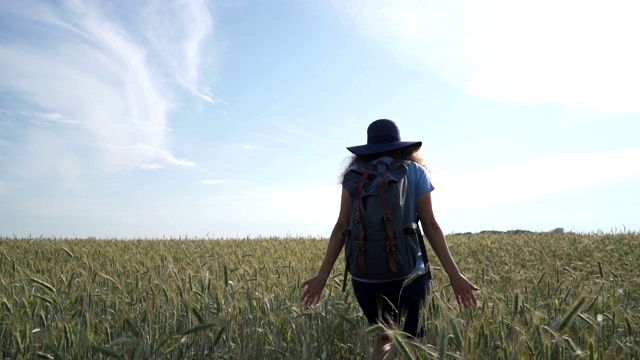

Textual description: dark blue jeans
[352,274,431,337]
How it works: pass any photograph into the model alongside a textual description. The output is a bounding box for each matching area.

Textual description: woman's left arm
[417,191,479,308]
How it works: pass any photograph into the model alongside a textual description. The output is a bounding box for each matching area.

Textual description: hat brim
[346,141,422,156]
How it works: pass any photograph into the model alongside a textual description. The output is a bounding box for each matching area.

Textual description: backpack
[342,158,428,283]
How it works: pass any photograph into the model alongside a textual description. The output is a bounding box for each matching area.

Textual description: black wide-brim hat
[346,119,422,156]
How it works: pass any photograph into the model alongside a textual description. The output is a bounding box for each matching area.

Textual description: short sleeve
[410,162,434,197]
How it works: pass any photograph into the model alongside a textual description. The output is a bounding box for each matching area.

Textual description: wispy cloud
[23,111,82,127]
[0,0,214,176]
[256,119,345,150]
[198,93,228,104]
[140,1,220,103]
[130,143,196,168]
[333,0,640,115]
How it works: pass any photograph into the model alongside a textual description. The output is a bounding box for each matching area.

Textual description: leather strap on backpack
[378,177,398,272]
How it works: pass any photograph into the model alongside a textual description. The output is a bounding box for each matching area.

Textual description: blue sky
[1,0,638,239]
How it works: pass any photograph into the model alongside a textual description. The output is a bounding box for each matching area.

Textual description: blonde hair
[340,144,427,182]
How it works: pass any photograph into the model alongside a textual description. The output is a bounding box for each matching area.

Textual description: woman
[300,119,478,359]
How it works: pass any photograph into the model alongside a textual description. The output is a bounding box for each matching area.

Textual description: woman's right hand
[300,275,327,307]
[300,190,350,308]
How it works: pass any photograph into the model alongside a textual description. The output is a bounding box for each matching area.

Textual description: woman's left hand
[450,273,479,308]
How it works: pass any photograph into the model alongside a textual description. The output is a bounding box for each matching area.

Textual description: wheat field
[1,231,638,359]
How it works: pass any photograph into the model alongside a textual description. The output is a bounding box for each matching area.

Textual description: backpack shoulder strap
[354,169,370,272]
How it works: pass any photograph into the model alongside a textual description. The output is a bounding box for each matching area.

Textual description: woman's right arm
[300,188,351,307]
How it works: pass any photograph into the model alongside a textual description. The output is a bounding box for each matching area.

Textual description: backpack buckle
[382,211,391,221]
[386,243,395,253]
[354,212,361,224]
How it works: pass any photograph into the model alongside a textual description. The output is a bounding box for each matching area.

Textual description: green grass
[1,232,638,359]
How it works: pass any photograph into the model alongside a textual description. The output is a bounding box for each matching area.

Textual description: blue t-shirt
[347,157,434,282]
